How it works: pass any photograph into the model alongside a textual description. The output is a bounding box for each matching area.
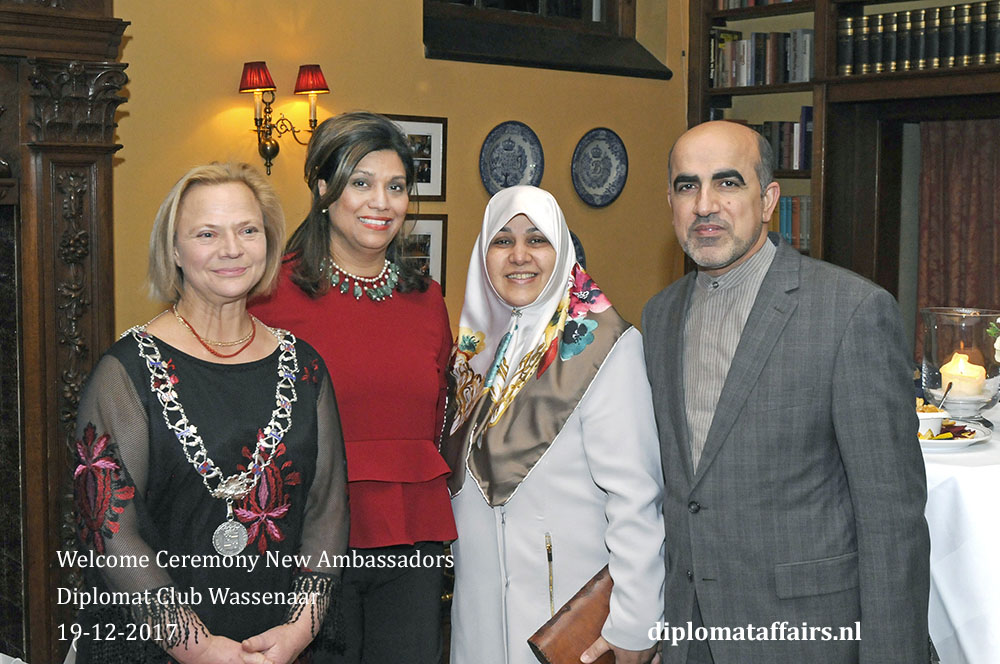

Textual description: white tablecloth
[924,420,1000,664]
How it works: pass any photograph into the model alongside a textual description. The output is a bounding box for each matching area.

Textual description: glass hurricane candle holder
[921,307,1000,423]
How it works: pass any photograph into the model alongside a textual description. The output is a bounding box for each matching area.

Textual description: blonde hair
[147,163,285,303]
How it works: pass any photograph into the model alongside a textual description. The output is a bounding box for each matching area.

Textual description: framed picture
[385,114,447,201]
[405,214,448,294]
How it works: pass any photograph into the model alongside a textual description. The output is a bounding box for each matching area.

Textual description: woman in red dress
[250,111,456,663]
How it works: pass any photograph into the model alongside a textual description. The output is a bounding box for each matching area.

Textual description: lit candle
[939,352,986,397]
[253,91,263,123]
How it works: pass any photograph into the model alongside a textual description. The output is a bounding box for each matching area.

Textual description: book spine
[764,121,781,166]
[800,105,813,170]
[776,196,783,239]
[791,197,801,250]
[855,16,871,74]
[957,3,972,66]
[990,0,1000,64]
[782,122,793,170]
[732,40,740,86]
[719,41,727,87]
[716,40,724,87]
[754,32,768,85]
[838,17,855,75]
[792,122,801,170]
[738,39,749,86]
[789,30,798,82]
[912,8,927,70]
[766,32,780,84]
[778,32,789,83]
[899,11,913,70]
[884,13,899,72]
[804,29,814,80]
[791,29,812,82]
[972,2,988,64]
[941,6,957,66]
[780,197,790,244]
[871,14,885,72]
[710,29,718,85]
[927,8,941,68]
[801,197,811,253]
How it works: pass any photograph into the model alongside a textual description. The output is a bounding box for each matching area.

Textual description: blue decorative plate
[571,128,628,207]
[479,121,544,196]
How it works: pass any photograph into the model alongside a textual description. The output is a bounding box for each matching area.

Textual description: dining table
[923,404,1000,664]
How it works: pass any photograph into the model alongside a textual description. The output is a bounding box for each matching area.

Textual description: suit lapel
[692,241,801,487]
[668,275,697,486]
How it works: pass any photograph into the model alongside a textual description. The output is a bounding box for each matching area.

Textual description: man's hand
[580,635,660,664]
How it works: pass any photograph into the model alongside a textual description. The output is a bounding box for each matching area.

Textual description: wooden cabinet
[0,2,127,661]
[687,0,1000,292]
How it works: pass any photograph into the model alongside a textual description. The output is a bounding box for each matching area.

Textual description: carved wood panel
[17,53,124,662]
[28,59,127,144]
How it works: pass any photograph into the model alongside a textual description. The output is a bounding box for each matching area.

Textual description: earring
[321,208,328,214]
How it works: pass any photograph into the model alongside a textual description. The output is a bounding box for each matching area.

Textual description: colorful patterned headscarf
[445,186,628,505]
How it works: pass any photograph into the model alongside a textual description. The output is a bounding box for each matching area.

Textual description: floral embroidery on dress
[560,319,599,360]
[301,358,321,384]
[74,423,136,554]
[568,266,611,319]
[234,437,301,553]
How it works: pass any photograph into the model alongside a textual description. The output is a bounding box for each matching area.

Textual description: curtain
[916,119,1000,358]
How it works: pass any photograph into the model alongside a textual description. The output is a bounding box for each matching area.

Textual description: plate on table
[919,420,992,451]
[479,121,544,195]
[571,127,628,207]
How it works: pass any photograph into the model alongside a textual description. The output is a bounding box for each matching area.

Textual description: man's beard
[682,216,763,272]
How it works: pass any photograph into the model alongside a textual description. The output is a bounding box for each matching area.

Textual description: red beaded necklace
[172,305,257,358]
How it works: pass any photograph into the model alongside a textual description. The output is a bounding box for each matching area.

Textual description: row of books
[714,0,803,9]
[776,196,812,252]
[711,28,814,88]
[837,1,1000,75]
[746,107,814,172]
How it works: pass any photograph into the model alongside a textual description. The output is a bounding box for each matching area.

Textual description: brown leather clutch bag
[527,565,614,664]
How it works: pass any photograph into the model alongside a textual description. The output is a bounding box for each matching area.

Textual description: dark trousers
[315,541,445,664]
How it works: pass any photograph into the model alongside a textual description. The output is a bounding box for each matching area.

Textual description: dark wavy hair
[286,111,428,296]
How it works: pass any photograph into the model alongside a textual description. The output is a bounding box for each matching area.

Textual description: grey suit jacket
[642,237,929,663]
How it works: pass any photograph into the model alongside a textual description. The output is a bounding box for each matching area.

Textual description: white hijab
[452,186,576,425]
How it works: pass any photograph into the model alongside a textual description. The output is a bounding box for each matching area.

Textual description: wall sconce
[238,61,330,175]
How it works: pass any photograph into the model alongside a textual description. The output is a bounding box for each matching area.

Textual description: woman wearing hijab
[444,186,665,664]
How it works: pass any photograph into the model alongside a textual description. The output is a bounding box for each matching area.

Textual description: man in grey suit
[642,121,929,663]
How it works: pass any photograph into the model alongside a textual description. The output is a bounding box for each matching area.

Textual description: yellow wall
[113,0,689,332]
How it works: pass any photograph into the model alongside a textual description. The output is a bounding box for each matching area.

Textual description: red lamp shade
[294,65,329,95]
[239,61,276,93]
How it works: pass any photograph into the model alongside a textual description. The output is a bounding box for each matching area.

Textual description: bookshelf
[689,0,819,252]
[688,0,1000,287]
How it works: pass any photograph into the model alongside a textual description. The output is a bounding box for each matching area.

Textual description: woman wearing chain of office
[70,163,348,663]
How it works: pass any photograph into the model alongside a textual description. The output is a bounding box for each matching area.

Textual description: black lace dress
[70,327,348,662]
